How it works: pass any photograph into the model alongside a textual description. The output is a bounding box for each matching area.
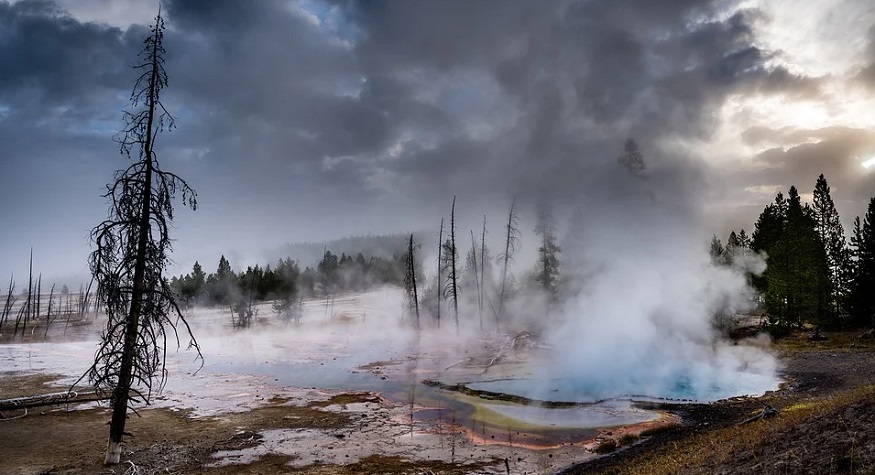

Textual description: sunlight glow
[863,157,875,170]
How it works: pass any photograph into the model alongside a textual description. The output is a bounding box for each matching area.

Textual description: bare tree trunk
[470,230,481,333]
[406,234,420,329]
[92,286,102,319]
[436,218,443,328]
[0,275,13,333]
[35,274,42,335]
[44,284,55,339]
[19,251,34,339]
[497,197,518,328]
[63,293,71,336]
[480,216,486,328]
[14,306,26,340]
[449,196,459,334]
[105,24,160,465]
[246,276,256,327]
[77,280,93,320]
[106,140,152,461]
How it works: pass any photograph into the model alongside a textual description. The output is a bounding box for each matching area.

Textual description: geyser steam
[530,155,779,402]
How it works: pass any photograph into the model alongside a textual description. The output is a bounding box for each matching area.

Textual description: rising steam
[522,152,780,402]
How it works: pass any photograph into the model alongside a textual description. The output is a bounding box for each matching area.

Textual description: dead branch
[739,404,780,425]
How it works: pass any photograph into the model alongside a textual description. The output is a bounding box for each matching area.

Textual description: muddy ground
[1,317,874,474]
[0,373,501,475]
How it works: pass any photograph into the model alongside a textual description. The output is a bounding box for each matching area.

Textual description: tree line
[710,174,875,333]
[169,250,408,309]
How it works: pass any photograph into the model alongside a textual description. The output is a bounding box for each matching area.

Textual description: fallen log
[0,390,109,412]
[739,404,780,425]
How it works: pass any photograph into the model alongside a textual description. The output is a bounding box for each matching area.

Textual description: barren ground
[2,301,874,474]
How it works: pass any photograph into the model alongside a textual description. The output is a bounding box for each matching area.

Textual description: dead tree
[77,10,201,464]
[63,291,72,336]
[17,250,34,338]
[0,275,14,333]
[497,197,520,328]
[404,234,421,329]
[44,283,55,338]
[436,218,444,328]
[443,196,460,333]
[534,199,561,298]
[0,390,109,413]
[480,216,487,327]
[470,230,482,332]
[14,306,27,340]
[35,274,42,333]
[739,404,780,425]
[77,280,94,320]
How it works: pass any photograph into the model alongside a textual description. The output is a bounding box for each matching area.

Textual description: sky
[1,0,874,285]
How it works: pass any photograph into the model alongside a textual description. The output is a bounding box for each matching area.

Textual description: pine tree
[782,187,830,326]
[317,250,339,295]
[812,174,851,319]
[709,235,726,266]
[738,229,751,248]
[207,255,236,305]
[849,198,875,326]
[751,192,788,296]
[216,255,232,279]
[724,231,742,266]
[272,258,301,324]
[191,261,205,295]
[534,200,561,297]
[618,138,646,177]
[753,188,830,329]
[729,229,755,286]
[727,231,740,248]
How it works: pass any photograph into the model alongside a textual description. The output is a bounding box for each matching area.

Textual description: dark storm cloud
[155,0,463,202]
[1,0,856,278]
[335,1,824,203]
[0,1,140,107]
[0,1,136,278]
[1,0,814,202]
[0,0,146,203]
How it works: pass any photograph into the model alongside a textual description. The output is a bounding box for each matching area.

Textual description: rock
[808,330,828,342]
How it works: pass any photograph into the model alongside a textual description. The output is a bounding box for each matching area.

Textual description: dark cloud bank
[1,0,873,280]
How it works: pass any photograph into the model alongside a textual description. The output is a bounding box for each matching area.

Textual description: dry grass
[638,422,681,437]
[600,385,875,475]
[774,330,875,352]
[593,438,619,454]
